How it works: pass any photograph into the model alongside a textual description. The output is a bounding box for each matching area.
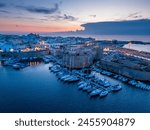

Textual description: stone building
[62,43,97,69]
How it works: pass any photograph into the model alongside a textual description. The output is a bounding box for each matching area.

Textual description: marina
[0,34,150,113]
[0,63,150,113]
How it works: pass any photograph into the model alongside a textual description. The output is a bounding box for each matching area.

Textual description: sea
[44,34,150,42]
[0,63,150,113]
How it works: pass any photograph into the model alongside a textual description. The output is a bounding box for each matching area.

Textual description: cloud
[16,3,59,14]
[80,19,150,35]
[15,16,37,20]
[0,3,6,8]
[127,12,143,19]
[13,16,49,22]
[50,14,78,21]
[0,10,10,14]
[63,14,78,21]
[89,15,96,18]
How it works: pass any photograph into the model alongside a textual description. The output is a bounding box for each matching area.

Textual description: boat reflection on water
[29,61,42,66]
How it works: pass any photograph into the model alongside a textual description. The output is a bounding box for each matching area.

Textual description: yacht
[100,90,108,97]
[111,84,122,91]
[90,89,102,97]
[87,87,95,93]
[78,81,86,86]
[78,83,87,90]
[12,64,20,70]
[136,82,150,90]
[98,78,110,87]
[118,76,128,82]
[128,80,138,86]
[60,75,71,81]
[83,85,92,91]
[64,75,79,82]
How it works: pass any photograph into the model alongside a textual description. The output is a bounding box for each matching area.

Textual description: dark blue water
[0,63,150,113]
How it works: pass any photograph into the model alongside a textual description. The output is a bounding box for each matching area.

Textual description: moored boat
[12,64,20,70]
[90,89,102,97]
[99,90,108,97]
[111,84,122,91]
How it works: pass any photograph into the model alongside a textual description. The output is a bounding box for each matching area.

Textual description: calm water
[123,43,150,53]
[0,63,150,113]
[47,34,150,42]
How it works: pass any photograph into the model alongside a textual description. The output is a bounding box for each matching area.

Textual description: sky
[0,0,150,33]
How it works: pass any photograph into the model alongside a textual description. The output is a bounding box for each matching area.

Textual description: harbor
[0,34,150,112]
[0,63,150,113]
[0,34,150,92]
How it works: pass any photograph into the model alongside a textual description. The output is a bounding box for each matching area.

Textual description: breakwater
[99,60,150,81]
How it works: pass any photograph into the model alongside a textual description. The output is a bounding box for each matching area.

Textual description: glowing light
[9,49,14,52]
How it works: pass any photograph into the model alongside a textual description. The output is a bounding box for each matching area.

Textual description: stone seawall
[99,60,150,81]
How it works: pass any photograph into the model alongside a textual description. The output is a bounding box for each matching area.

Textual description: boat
[78,81,86,86]
[118,76,128,82]
[113,75,119,79]
[19,63,29,69]
[12,64,20,70]
[136,82,150,90]
[128,80,150,91]
[63,75,79,82]
[111,84,122,91]
[78,83,87,90]
[57,73,66,79]
[128,80,138,86]
[99,90,108,97]
[101,70,112,76]
[50,65,61,73]
[43,58,50,64]
[70,77,79,82]
[60,75,71,81]
[103,80,111,87]
[82,85,92,91]
[98,78,110,87]
[90,89,102,97]
[87,87,95,93]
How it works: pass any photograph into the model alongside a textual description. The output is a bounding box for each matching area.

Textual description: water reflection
[29,61,42,66]
[0,64,150,112]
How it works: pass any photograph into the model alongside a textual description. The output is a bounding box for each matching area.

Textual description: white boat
[87,87,95,93]
[100,90,108,97]
[111,84,122,91]
[83,85,92,91]
[101,70,112,76]
[64,76,79,82]
[78,83,87,89]
[78,81,86,86]
[99,78,110,87]
[90,89,102,96]
[60,75,71,81]
[12,64,20,70]
[118,76,128,82]
[136,82,150,90]
[128,80,138,86]
[113,75,119,79]
[43,58,50,64]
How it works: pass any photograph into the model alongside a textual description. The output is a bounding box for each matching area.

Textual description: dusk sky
[0,0,150,33]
